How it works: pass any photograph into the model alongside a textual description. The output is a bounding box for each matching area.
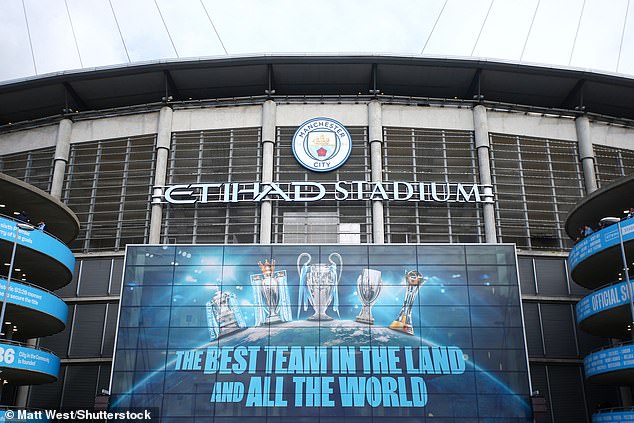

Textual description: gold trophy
[389,270,426,335]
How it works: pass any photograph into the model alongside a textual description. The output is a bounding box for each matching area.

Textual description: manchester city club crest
[291,117,352,172]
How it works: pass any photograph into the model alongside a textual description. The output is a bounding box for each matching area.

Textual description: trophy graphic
[355,269,382,325]
[250,259,292,326]
[297,252,342,321]
[389,270,427,335]
[206,290,246,341]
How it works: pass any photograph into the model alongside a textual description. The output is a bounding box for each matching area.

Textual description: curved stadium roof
[2,54,634,127]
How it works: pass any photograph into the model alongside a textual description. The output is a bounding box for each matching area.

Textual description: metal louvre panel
[539,303,577,357]
[0,146,55,192]
[61,365,100,409]
[163,128,261,244]
[272,127,372,244]
[490,134,584,251]
[518,257,536,295]
[68,304,107,357]
[546,366,588,422]
[534,258,568,296]
[383,128,483,243]
[102,303,119,356]
[63,135,156,252]
[522,303,544,356]
[594,144,634,187]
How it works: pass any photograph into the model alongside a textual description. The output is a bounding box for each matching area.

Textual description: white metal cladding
[382,127,483,244]
[162,128,262,245]
[489,134,584,251]
[61,135,156,252]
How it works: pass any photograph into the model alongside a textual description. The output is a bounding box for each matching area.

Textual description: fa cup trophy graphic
[297,252,342,321]
[250,259,292,326]
[206,290,246,341]
[355,269,382,325]
[389,270,427,335]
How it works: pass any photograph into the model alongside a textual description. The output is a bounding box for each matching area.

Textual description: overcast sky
[1,0,633,83]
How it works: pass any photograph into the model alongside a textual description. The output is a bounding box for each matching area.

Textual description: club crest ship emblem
[292,117,352,172]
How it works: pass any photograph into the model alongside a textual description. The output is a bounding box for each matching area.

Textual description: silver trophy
[297,252,342,321]
[389,270,427,336]
[206,290,246,341]
[355,269,382,325]
[250,259,292,326]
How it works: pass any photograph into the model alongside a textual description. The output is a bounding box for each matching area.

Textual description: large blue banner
[585,345,634,378]
[0,343,59,379]
[576,281,632,322]
[111,244,532,422]
[569,218,634,271]
[593,410,634,422]
[0,218,75,276]
[0,279,67,324]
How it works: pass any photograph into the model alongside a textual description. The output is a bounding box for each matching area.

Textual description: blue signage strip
[0,278,67,325]
[0,218,75,276]
[593,410,634,422]
[576,281,632,322]
[0,343,59,379]
[569,218,634,272]
[584,345,634,378]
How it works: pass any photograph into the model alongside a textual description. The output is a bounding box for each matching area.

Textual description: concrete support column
[473,105,497,243]
[149,106,174,244]
[575,116,598,194]
[259,100,276,244]
[50,119,73,199]
[368,100,385,244]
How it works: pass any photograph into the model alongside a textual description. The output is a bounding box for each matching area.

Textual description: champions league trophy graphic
[250,259,292,326]
[389,270,427,335]
[206,290,246,341]
[297,252,342,321]
[355,269,383,325]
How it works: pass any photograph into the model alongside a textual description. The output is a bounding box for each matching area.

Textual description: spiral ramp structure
[0,173,77,411]
[567,174,634,422]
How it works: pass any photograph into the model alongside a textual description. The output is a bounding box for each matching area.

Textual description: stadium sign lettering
[158,181,491,204]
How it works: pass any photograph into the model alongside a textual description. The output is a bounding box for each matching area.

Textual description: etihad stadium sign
[157,181,491,204]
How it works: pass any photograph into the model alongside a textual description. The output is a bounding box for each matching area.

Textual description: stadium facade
[1,56,634,422]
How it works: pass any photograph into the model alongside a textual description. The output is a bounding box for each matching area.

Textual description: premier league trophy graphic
[206,290,246,341]
[250,259,292,326]
[297,252,342,321]
[355,269,383,325]
[389,270,427,335]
